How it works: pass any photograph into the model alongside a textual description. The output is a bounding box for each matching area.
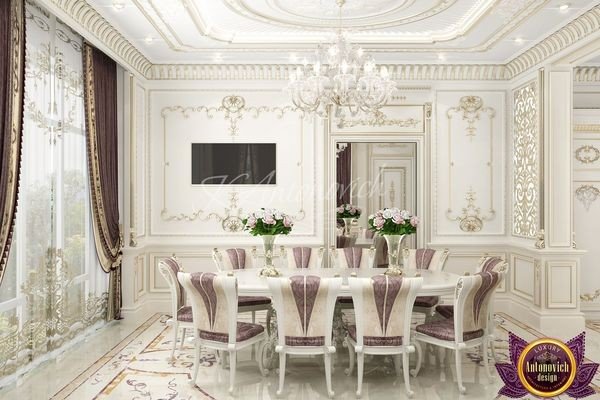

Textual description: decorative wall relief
[331,104,425,133]
[575,184,600,211]
[160,95,298,137]
[154,92,313,237]
[336,110,421,129]
[160,191,246,232]
[581,290,600,302]
[447,96,495,138]
[575,145,600,164]
[446,189,493,232]
[445,95,498,233]
[512,80,540,238]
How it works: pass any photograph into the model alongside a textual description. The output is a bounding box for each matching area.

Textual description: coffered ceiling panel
[85,0,600,64]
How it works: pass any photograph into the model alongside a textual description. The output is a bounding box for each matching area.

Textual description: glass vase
[384,234,406,276]
[259,234,281,277]
[342,217,355,236]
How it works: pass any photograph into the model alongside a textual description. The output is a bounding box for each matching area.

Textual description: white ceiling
[86,0,600,65]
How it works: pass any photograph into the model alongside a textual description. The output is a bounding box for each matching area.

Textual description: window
[0,3,107,379]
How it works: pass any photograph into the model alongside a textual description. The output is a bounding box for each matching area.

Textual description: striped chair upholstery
[402,249,449,313]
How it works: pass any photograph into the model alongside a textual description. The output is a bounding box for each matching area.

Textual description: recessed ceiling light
[514,37,524,44]
[112,0,125,11]
[213,53,223,63]
[559,3,569,11]
[144,35,153,44]
[289,53,298,63]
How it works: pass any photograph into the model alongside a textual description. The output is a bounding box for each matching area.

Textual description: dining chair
[345,275,423,397]
[435,257,508,361]
[211,248,272,324]
[414,270,505,394]
[282,246,325,269]
[268,275,342,398]
[331,247,376,308]
[402,248,449,317]
[158,257,193,360]
[178,271,267,394]
[331,246,376,269]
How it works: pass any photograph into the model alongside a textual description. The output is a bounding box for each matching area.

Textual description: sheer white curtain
[0,2,108,382]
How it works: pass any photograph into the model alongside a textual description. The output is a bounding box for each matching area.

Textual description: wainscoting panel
[546,261,577,309]
[573,109,600,310]
[511,254,535,302]
[149,252,216,293]
[133,254,146,303]
[434,91,506,237]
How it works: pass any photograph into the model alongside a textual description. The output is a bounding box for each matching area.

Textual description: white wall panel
[434,91,506,237]
[147,90,323,245]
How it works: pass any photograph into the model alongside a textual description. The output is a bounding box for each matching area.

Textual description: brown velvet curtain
[0,0,25,286]
[336,143,351,206]
[83,42,123,320]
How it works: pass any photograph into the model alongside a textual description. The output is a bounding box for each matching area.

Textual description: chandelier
[286,0,397,118]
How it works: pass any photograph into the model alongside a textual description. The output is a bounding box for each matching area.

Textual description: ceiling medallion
[286,0,396,118]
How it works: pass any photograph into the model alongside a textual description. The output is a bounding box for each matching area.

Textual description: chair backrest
[212,248,257,271]
[268,275,342,347]
[349,275,422,347]
[158,257,186,319]
[336,235,357,248]
[402,248,449,271]
[178,272,238,344]
[283,247,324,269]
[332,247,375,269]
[453,270,505,343]
[476,256,507,273]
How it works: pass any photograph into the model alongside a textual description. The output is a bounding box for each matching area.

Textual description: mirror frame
[325,133,428,263]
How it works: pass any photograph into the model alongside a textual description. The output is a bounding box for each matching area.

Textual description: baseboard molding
[121,297,172,318]
[580,303,600,320]
[496,294,586,340]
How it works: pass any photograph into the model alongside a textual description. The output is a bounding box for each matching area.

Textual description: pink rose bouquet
[336,203,362,219]
[242,208,293,236]
[368,208,419,235]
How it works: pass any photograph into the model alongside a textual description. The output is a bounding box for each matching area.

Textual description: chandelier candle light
[286,0,397,118]
[368,208,419,276]
[243,208,294,277]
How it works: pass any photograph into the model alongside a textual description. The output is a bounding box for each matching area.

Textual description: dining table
[228,267,461,371]
[232,267,460,297]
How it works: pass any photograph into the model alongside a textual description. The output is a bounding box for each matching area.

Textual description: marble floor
[2,311,600,399]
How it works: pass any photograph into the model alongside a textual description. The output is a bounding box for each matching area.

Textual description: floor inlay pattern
[15,312,600,399]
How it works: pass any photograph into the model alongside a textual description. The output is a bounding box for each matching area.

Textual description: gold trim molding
[445,96,496,232]
[575,124,600,133]
[159,95,307,230]
[575,184,600,211]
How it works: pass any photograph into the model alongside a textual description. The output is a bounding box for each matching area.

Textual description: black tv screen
[191,143,276,184]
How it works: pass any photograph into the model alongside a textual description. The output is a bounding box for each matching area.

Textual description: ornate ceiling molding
[506,5,600,78]
[148,63,508,81]
[41,0,151,76]
[575,67,600,82]
[36,1,600,81]
[129,0,545,52]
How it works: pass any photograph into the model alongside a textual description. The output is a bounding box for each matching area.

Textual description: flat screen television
[191,143,276,184]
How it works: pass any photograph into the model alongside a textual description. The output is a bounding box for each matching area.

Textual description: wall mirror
[335,142,418,267]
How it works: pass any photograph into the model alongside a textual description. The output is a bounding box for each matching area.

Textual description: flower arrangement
[368,208,419,235]
[336,204,362,219]
[242,208,293,236]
